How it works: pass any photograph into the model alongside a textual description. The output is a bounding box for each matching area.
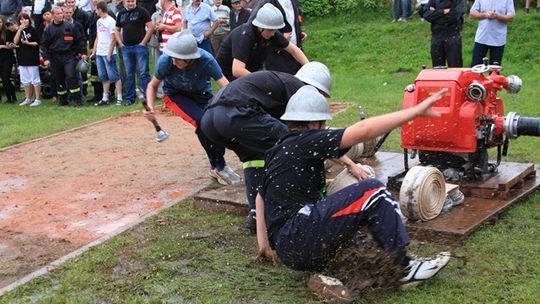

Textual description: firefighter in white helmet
[215,3,308,81]
[144,30,241,185]
[255,85,452,290]
[200,62,371,232]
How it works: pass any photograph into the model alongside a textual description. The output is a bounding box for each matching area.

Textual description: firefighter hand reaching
[348,163,372,180]
[416,88,448,118]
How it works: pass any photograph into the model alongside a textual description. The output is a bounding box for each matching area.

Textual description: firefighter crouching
[41,6,87,106]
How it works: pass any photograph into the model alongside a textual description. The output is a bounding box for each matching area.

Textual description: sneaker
[116,100,122,106]
[246,210,256,234]
[307,274,354,303]
[19,98,33,106]
[400,252,451,290]
[222,165,241,184]
[209,169,228,185]
[94,99,109,106]
[525,7,530,13]
[136,88,144,100]
[156,130,169,143]
[124,100,135,106]
[537,6,540,12]
[209,166,241,185]
[29,99,42,107]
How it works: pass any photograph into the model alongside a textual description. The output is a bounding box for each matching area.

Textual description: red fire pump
[401,63,540,181]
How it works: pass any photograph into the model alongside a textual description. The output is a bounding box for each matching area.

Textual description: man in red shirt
[155,0,182,51]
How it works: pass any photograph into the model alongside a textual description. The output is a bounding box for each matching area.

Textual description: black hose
[517,117,540,137]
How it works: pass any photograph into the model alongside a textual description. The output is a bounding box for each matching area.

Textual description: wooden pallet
[194,152,540,245]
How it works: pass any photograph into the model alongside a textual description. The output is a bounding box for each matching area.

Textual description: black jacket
[73,7,91,38]
[422,0,465,38]
[229,7,250,31]
[40,20,85,60]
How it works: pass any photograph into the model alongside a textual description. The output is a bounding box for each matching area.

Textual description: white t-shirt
[96,16,117,56]
[32,0,47,13]
[278,0,297,45]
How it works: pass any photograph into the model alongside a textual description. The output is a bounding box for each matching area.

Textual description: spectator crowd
[0,0,259,105]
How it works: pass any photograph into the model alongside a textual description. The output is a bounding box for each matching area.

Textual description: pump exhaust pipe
[504,112,540,139]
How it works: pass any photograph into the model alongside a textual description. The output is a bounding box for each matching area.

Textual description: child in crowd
[14,13,42,107]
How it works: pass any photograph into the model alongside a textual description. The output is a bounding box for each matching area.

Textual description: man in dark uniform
[250,0,305,74]
[41,6,86,106]
[255,86,451,289]
[66,0,91,96]
[215,3,307,81]
[420,0,465,67]
[200,62,330,232]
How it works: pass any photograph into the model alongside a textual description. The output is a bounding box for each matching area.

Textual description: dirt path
[0,111,240,288]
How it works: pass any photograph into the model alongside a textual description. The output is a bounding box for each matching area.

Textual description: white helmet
[295,62,332,97]
[252,3,285,30]
[163,30,201,60]
[281,85,332,121]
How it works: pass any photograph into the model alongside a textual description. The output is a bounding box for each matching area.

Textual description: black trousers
[50,56,80,105]
[201,105,289,210]
[0,60,16,103]
[431,34,463,68]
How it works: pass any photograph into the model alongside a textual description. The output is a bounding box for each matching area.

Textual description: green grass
[0,101,136,148]
[2,8,540,304]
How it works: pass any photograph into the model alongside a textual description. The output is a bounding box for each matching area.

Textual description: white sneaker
[156,130,169,143]
[222,165,241,184]
[400,252,451,289]
[136,88,145,100]
[29,99,42,107]
[19,98,33,106]
[209,169,228,185]
[116,100,122,106]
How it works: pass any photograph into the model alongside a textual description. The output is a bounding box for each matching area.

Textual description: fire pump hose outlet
[506,75,522,94]
[504,112,540,139]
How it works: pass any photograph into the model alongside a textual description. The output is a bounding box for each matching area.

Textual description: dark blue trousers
[273,179,409,271]
[471,42,505,66]
[164,92,226,170]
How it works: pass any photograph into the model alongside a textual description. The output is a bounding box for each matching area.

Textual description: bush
[301,0,389,17]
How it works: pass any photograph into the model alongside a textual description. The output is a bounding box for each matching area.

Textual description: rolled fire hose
[399,166,446,221]
[344,143,365,162]
[327,164,376,195]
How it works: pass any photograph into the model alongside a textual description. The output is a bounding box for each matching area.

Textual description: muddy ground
[0,109,242,288]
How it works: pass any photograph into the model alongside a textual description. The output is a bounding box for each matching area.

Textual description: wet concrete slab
[195,151,540,245]
[193,183,249,215]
